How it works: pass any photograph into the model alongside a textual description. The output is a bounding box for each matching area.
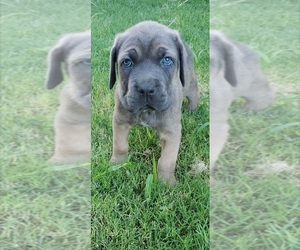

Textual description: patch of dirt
[245,160,300,187]
[188,160,208,176]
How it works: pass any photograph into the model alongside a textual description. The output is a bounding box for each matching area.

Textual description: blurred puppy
[46,30,91,163]
[210,30,275,172]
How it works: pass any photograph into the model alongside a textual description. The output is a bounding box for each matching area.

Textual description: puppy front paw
[110,153,128,164]
[158,171,177,186]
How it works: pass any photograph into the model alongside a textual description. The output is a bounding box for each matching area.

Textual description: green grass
[5,1,296,248]
[210,0,300,249]
[0,1,90,249]
[91,0,209,249]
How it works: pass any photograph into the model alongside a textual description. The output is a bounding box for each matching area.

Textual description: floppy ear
[176,36,188,87]
[109,45,118,89]
[45,42,65,89]
[219,36,238,87]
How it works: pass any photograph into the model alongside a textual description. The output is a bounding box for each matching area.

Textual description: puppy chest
[132,110,159,127]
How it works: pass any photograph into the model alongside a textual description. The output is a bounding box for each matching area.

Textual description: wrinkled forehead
[117,27,178,59]
[68,37,91,62]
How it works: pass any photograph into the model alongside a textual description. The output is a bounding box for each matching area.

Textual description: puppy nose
[137,82,155,95]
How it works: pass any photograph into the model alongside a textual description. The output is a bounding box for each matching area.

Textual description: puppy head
[109,21,190,113]
[210,30,275,112]
[46,30,91,109]
[210,30,238,87]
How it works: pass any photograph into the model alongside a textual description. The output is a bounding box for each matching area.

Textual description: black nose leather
[137,82,155,95]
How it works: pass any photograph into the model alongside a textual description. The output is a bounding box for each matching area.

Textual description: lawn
[91,0,210,249]
[210,0,300,249]
[0,1,91,249]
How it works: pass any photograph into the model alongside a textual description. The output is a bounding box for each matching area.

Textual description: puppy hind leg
[242,77,275,112]
[186,83,200,111]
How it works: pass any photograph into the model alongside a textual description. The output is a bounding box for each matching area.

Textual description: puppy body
[110,21,200,184]
[46,31,91,163]
[210,30,275,170]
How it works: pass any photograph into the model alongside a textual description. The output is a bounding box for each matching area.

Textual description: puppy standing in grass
[46,31,91,164]
[210,30,275,175]
[109,21,200,185]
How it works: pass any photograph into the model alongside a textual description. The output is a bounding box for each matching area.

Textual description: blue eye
[81,59,91,66]
[161,56,173,66]
[122,59,133,68]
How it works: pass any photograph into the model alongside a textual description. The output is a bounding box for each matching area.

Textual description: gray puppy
[210,30,275,172]
[46,30,91,163]
[109,21,200,185]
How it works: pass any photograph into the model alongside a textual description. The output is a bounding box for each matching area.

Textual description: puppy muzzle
[123,80,170,113]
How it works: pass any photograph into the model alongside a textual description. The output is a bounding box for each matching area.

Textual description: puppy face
[46,30,91,109]
[109,21,186,113]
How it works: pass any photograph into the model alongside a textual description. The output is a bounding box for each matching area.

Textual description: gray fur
[46,30,91,163]
[109,21,200,185]
[210,30,275,176]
